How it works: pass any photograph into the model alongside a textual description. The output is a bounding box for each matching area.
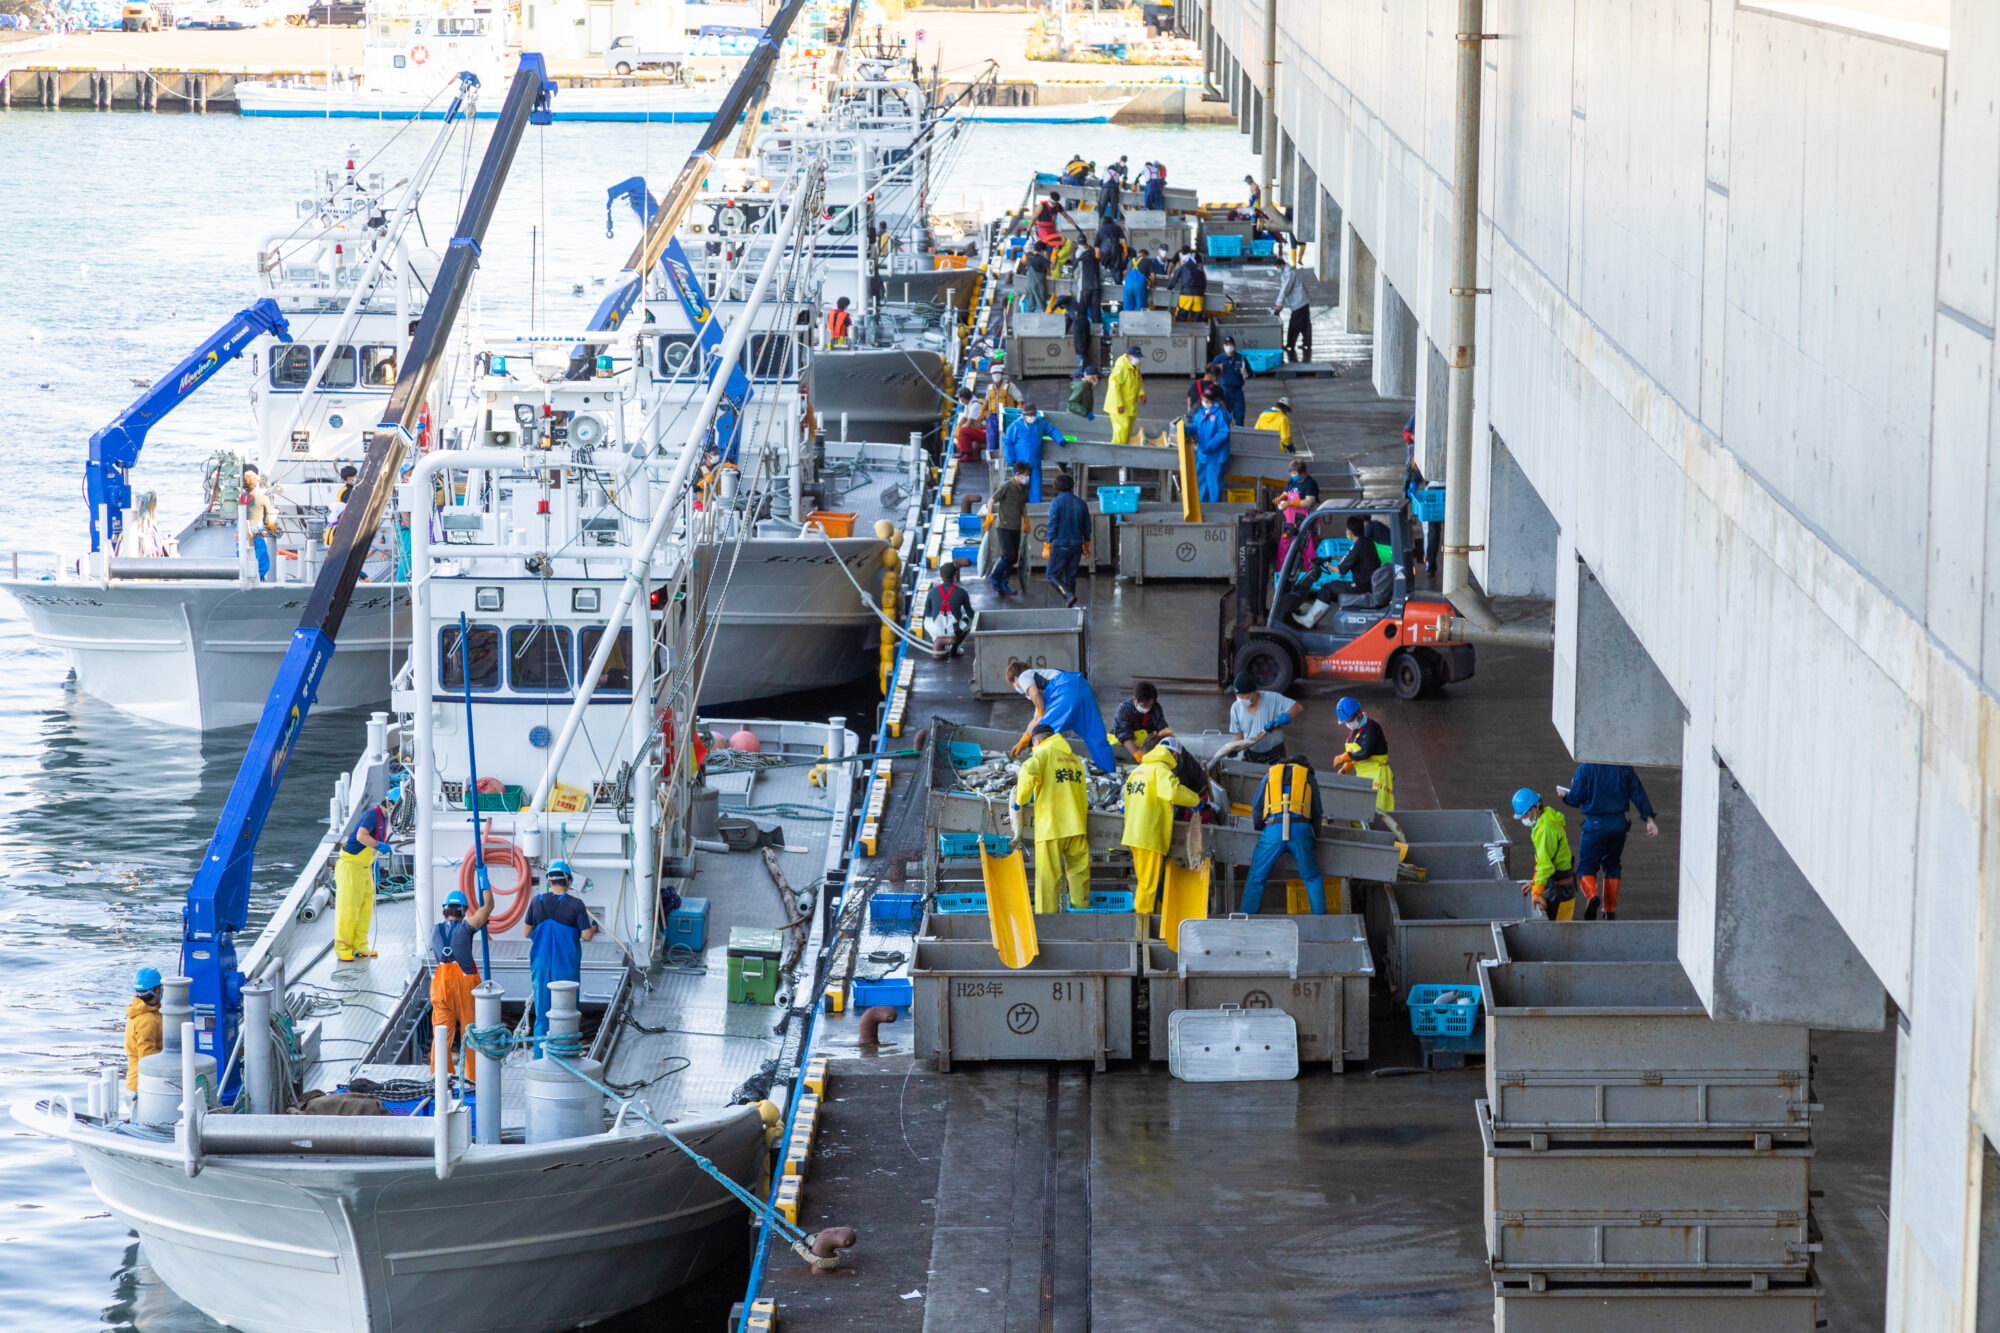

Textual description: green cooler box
[727,926,784,1005]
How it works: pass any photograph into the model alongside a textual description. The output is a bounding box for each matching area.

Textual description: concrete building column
[1316,190,1341,287]
[1414,336,1448,479]
[1372,276,1417,399]
[1552,554,1683,766]
[1340,223,1373,335]
[1250,88,1264,153]
[1482,430,1558,597]
[1687,760,1887,1030]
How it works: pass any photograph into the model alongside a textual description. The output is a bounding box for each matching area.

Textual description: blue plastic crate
[956,512,984,537]
[948,741,985,769]
[1250,237,1276,257]
[869,892,923,925]
[1410,484,1447,523]
[1070,889,1137,913]
[851,976,914,1010]
[935,892,990,915]
[666,896,710,953]
[939,832,1012,857]
[1097,485,1140,515]
[951,544,981,564]
[1205,233,1243,258]
[1242,347,1284,373]
[1407,984,1481,1039]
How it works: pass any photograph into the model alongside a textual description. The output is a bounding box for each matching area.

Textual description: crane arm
[178,58,553,1078]
[85,298,291,553]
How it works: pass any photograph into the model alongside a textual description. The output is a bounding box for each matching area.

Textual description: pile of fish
[953,755,1128,812]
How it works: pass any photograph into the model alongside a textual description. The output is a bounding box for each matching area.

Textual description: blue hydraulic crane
[85,299,292,553]
[591,177,753,460]
[179,59,555,1077]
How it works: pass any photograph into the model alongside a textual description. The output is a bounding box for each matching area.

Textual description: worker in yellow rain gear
[1014,724,1093,912]
[1254,397,1294,452]
[431,887,493,1080]
[1512,787,1584,919]
[334,799,391,962]
[1120,740,1201,934]
[1106,345,1147,444]
[125,966,163,1092]
[1331,697,1394,812]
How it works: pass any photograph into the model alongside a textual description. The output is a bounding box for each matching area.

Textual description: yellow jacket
[125,996,162,1091]
[1254,408,1293,452]
[1120,744,1199,854]
[1015,733,1090,841]
[1107,358,1146,417]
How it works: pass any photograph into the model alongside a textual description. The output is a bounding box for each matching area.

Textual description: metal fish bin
[912,937,1137,1070]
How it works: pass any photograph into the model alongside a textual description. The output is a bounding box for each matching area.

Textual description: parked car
[603,34,683,77]
[302,0,364,27]
[122,2,162,31]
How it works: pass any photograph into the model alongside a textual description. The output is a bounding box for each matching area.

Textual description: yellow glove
[1042,542,1051,560]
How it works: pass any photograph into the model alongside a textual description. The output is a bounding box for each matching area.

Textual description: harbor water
[0,110,1251,1330]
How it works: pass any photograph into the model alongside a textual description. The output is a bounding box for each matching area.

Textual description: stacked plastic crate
[1476,958,1822,1332]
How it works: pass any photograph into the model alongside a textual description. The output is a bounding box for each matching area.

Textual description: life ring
[460,835,533,933]
[411,44,430,64]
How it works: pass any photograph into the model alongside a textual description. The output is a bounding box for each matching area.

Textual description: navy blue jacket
[1563,763,1656,830]
[1046,491,1091,546]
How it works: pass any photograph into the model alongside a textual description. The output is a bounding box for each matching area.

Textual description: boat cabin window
[440,624,500,691]
[268,343,360,391]
[362,346,398,387]
[439,15,482,34]
[747,333,795,379]
[270,344,316,388]
[509,624,573,692]
[579,626,632,691]
[320,345,357,388]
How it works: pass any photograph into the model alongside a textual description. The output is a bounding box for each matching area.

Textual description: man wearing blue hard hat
[1511,788,1583,919]
[431,886,493,1081]
[125,966,163,1093]
[526,861,597,1037]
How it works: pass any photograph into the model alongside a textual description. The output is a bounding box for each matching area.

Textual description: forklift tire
[1236,640,1295,694]
[1389,650,1426,700]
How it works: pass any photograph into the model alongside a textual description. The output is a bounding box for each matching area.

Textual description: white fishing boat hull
[236,80,726,122]
[13,1102,767,1333]
[954,94,1136,124]
[702,534,888,704]
[2,579,406,730]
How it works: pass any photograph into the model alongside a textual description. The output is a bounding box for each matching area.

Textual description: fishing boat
[15,24,875,1331]
[0,98,492,729]
[236,0,734,122]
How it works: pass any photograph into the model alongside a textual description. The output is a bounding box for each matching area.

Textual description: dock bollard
[472,981,504,1145]
[136,977,215,1128]
[524,981,604,1144]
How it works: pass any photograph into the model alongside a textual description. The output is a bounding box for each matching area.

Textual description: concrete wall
[1186,0,2000,1326]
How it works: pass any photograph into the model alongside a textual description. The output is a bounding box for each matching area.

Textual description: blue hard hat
[443,889,469,910]
[547,860,573,883]
[1510,788,1541,818]
[1335,698,1361,724]
[134,966,162,994]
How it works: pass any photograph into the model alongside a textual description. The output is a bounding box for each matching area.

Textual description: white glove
[1485,842,1507,866]
[1530,899,1548,920]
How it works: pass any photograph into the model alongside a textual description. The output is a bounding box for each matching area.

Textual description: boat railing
[1,549,66,581]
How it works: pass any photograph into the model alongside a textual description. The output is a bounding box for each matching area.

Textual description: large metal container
[1479,964,1815,1140]
[1004,311,1087,377]
[1480,1102,1813,1279]
[912,937,1138,1070]
[1494,1283,1823,1332]
[1116,318,1208,376]
[1402,840,1510,880]
[968,606,1087,697]
[1142,915,1373,1065]
[923,911,1138,942]
[1024,502,1115,573]
[1386,809,1509,846]
[1492,920,1679,964]
[1381,880,1528,997]
[1213,756,1379,824]
[1119,207,1189,256]
[1209,313,1284,354]
[1116,513,1240,581]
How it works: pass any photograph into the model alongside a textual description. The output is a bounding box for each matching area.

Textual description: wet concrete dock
[754,291,1890,1330]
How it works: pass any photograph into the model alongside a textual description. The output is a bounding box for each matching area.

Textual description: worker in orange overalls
[430,888,492,1082]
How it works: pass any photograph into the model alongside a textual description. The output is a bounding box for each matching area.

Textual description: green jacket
[1067,376,1096,417]
[1530,806,1572,889]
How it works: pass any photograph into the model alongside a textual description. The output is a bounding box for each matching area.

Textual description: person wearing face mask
[1511,788,1582,919]
[1002,402,1063,502]
[1331,697,1394,811]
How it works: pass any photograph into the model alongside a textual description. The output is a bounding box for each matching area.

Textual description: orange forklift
[1218,502,1474,699]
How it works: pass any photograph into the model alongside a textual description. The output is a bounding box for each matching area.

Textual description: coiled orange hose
[461,837,533,933]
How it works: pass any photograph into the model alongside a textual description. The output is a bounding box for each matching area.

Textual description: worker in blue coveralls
[1006,659,1120,774]
[1559,764,1658,920]
[1207,337,1252,425]
[1002,401,1063,502]
[1190,385,1233,503]
[527,860,596,1037]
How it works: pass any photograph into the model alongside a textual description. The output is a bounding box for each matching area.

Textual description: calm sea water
[0,106,1250,1329]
